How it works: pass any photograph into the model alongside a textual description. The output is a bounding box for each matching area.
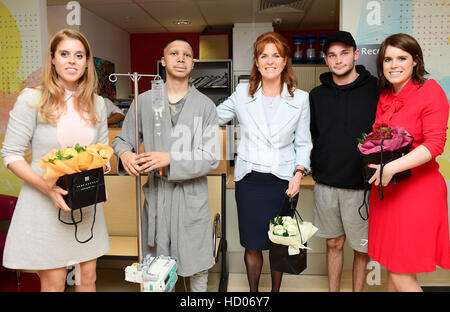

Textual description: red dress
[368,79,450,273]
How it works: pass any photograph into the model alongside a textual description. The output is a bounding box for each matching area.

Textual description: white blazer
[216,82,312,181]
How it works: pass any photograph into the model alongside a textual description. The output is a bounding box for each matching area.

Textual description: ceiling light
[174,19,191,25]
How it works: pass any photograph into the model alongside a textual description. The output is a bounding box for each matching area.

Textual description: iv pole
[109,72,162,264]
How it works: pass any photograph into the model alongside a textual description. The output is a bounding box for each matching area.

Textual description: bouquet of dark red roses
[356,126,414,220]
[358,126,414,184]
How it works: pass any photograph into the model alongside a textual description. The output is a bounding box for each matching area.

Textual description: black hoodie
[309,65,378,189]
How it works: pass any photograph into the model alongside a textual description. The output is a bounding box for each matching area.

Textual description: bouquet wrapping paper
[39,143,114,186]
[268,216,318,255]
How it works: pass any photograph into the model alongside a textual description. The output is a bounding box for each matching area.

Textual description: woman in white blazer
[216,32,312,292]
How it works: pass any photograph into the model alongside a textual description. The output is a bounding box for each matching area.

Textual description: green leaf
[74,144,86,153]
[357,132,368,144]
[55,150,73,161]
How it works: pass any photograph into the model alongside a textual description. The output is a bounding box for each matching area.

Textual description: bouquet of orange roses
[39,143,114,212]
[39,143,114,186]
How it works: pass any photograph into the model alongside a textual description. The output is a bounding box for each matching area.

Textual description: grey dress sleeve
[95,95,109,145]
[1,88,39,161]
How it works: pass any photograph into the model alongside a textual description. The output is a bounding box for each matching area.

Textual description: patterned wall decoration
[94,56,116,101]
[0,0,44,196]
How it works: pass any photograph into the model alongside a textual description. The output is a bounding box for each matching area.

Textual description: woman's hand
[368,163,395,186]
[46,185,71,212]
[103,163,111,174]
[136,152,170,173]
[286,172,303,198]
[119,151,140,176]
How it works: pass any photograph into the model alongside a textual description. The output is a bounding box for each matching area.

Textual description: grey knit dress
[1,88,110,270]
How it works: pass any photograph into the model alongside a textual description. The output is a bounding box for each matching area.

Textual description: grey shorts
[313,183,368,253]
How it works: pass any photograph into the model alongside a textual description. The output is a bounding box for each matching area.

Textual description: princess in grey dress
[1,29,110,292]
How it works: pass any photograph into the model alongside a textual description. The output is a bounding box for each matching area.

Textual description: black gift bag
[362,137,414,184]
[56,167,106,209]
[269,195,307,275]
[56,167,106,243]
[358,136,414,221]
[270,241,307,275]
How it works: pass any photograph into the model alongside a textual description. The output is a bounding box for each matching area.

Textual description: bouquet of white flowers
[268,215,318,256]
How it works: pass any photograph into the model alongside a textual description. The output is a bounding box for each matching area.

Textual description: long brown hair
[376,33,428,93]
[249,32,297,98]
[38,29,98,124]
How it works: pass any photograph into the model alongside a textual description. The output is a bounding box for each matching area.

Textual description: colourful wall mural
[0,0,44,196]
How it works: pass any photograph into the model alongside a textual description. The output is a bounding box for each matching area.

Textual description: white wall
[47,5,130,98]
[79,7,130,98]
[340,0,363,34]
[47,5,78,35]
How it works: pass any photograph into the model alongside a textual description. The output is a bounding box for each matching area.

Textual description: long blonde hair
[38,29,98,124]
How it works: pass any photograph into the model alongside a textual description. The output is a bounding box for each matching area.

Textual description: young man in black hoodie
[309,31,378,292]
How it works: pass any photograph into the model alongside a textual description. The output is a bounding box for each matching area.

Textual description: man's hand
[119,151,141,176]
[135,152,170,173]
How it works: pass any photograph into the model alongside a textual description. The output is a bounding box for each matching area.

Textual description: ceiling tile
[48,0,133,4]
[197,0,256,25]
[85,3,162,30]
[47,0,339,33]
[299,0,338,28]
[138,0,205,28]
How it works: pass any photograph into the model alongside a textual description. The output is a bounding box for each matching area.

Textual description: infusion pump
[125,254,178,292]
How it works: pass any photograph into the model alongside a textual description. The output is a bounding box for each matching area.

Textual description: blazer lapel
[269,84,299,139]
[246,87,272,144]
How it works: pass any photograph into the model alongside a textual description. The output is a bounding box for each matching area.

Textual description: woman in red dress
[367,33,450,292]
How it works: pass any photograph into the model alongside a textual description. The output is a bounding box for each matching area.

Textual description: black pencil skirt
[235,171,297,251]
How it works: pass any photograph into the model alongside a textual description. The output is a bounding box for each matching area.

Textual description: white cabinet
[232,22,274,87]
[232,22,274,74]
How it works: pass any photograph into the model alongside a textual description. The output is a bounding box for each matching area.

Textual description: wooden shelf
[292,64,328,67]
[196,86,228,89]
[105,236,138,257]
